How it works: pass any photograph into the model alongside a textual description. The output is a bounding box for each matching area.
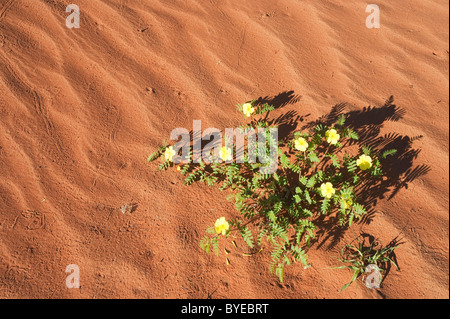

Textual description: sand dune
[0,0,448,298]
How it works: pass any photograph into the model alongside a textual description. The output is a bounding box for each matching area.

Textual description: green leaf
[147,151,160,162]
[299,176,308,186]
[362,145,372,156]
[336,115,346,127]
[274,201,283,213]
[347,130,359,140]
[241,226,254,248]
[275,264,284,283]
[256,103,275,115]
[306,176,317,189]
[280,153,290,168]
[347,160,357,173]
[304,190,312,205]
[273,172,280,182]
[308,152,320,163]
[340,268,361,292]
[200,236,211,254]
[212,237,219,256]
[328,154,341,168]
[382,149,397,159]
[321,198,330,215]
[301,208,313,218]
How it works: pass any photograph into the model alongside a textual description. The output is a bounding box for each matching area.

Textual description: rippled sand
[0,0,448,298]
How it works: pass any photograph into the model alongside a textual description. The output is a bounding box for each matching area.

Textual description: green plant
[148,100,397,283]
[334,235,400,291]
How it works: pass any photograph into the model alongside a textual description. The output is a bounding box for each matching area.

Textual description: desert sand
[0,0,448,299]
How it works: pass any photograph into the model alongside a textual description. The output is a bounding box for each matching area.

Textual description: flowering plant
[148,101,397,282]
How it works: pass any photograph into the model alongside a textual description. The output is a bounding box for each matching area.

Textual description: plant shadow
[301,96,430,250]
[255,90,302,110]
[255,90,307,141]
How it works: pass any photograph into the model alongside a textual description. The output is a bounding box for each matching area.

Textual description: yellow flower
[294,137,309,152]
[356,154,373,170]
[341,197,353,209]
[320,182,336,199]
[242,103,255,117]
[215,217,229,235]
[164,146,176,162]
[220,146,233,162]
[177,165,182,171]
[325,129,340,145]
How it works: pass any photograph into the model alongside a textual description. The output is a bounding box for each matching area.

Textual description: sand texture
[0,0,448,298]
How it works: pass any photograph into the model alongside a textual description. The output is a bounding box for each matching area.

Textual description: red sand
[0,0,448,298]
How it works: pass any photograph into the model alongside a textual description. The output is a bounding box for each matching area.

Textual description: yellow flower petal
[320,182,336,199]
[242,103,255,117]
[215,217,230,235]
[220,146,233,162]
[294,137,309,152]
[357,154,373,170]
[341,197,353,209]
[164,146,176,162]
[325,129,340,145]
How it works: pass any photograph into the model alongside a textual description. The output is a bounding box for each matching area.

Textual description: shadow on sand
[256,93,429,251]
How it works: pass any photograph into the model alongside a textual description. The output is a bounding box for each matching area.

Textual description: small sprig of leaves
[200,227,222,256]
[147,141,168,162]
[334,236,400,291]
